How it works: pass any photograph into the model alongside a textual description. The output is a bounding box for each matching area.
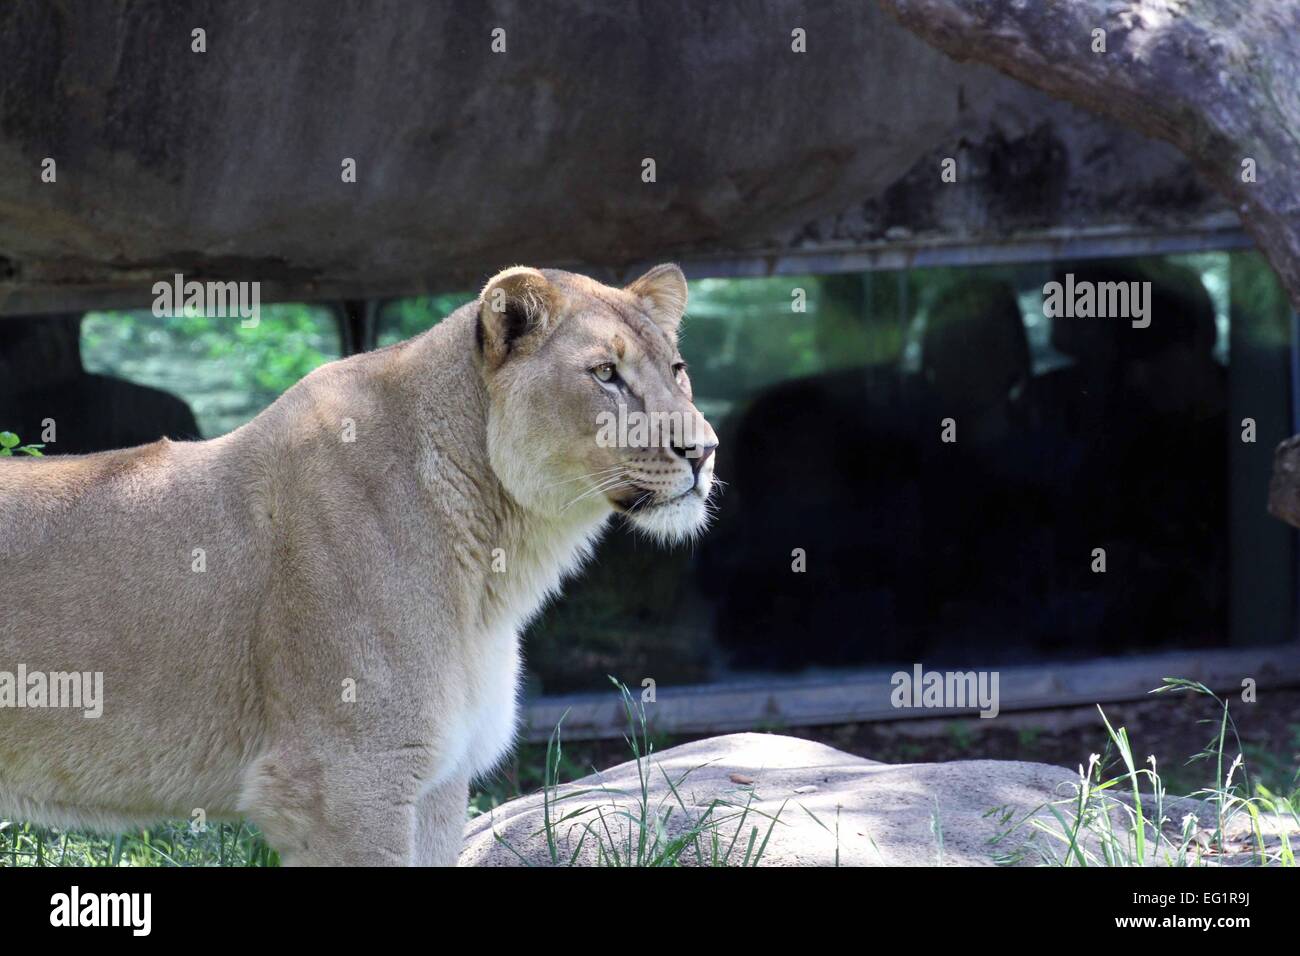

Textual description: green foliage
[490,679,787,867]
[1229,249,1292,348]
[81,304,341,438]
[0,819,277,868]
[376,294,468,346]
[0,431,44,457]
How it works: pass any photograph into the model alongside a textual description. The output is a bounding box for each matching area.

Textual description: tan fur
[0,265,717,866]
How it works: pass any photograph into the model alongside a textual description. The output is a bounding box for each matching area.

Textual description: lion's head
[477,263,717,542]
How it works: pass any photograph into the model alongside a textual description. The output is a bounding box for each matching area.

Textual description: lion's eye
[592,363,617,384]
[673,362,689,385]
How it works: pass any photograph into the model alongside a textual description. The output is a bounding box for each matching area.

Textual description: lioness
[0,264,717,866]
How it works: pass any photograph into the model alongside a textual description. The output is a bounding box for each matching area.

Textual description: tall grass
[989,679,1298,866]
[0,819,277,867]
[490,678,787,866]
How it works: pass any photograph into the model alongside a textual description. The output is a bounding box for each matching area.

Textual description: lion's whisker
[540,465,626,491]
[560,472,630,512]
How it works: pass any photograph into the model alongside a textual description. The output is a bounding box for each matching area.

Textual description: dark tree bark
[878,0,1300,310]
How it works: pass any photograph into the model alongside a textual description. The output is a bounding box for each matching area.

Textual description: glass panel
[376,294,469,347]
[80,305,342,440]
[524,252,1291,693]
[373,254,1293,695]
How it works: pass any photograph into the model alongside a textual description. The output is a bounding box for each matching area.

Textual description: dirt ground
[788,686,1300,796]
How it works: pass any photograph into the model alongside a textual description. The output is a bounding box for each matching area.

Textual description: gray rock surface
[463,732,1089,866]
[0,2,1219,313]
[462,732,1294,866]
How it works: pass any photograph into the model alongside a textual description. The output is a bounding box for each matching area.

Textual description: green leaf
[0,431,19,449]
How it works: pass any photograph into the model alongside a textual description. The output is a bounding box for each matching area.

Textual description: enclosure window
[81,305,341,439]
[375,294,469,347]
[521,250,1294,694]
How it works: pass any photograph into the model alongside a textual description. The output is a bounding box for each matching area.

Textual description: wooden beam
[520,646,1300,742]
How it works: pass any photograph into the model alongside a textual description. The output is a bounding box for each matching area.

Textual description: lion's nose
[673,440,718,475]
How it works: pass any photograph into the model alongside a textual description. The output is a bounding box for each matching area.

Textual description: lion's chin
[623,489,711,544]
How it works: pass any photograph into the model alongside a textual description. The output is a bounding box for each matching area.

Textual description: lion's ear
[626,264,688,337]
[477,266,558,364]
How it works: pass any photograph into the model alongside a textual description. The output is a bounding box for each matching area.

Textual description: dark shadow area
[695,260,1232,674]
[0,314,199,453]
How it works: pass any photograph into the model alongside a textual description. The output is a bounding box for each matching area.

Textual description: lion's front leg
[413,769,471,867]
[239,746,428,867]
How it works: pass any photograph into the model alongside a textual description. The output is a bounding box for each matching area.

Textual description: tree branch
[878,0,1300,310]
